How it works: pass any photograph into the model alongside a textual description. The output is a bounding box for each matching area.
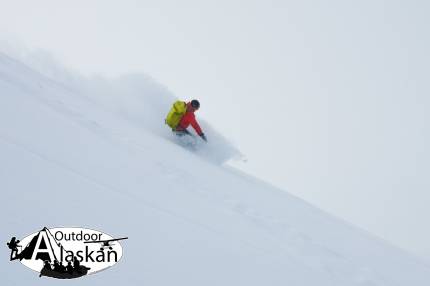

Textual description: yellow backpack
[165,100,187,129]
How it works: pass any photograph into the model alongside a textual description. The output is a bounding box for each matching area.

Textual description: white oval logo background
[19,227,124,276]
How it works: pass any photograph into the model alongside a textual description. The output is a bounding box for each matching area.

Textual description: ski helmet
[191,99,200,110]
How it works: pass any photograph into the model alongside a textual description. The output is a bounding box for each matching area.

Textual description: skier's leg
[173,129,197,148]
[173,128,191,137]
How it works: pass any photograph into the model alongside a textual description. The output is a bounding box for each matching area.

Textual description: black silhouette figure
[7,237,21,261]
[73,256,80,269]
[53,260,61,272]
[59,261,66,273]
[66,262,73,275]
[39,261,52,277]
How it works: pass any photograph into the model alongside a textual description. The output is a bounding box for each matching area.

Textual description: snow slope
[1,52,429,285]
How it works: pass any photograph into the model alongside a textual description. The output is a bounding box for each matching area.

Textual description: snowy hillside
[1,52,429,285]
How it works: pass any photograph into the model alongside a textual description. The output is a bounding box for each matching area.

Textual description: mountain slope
[1,52,429,285]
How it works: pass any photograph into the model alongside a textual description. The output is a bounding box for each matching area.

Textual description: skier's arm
[190,117,203,136]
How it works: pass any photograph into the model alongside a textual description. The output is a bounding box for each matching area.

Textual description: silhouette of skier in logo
[7,237,21,260]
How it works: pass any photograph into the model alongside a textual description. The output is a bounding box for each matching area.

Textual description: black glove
[200,133,207,142]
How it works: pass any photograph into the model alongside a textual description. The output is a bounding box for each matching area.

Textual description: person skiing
[165,99,207,142]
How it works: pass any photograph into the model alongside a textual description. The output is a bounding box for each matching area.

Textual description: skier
[165,99,207,142]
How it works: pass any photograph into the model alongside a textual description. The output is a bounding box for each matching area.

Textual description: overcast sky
[1,0,429,259]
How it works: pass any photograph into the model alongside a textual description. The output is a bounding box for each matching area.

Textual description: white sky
[1,0,429,259]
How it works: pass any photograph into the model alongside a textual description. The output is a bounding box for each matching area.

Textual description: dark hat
[190,99,200,109]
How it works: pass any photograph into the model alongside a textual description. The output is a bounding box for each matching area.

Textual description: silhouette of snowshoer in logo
[7,237,21,260]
